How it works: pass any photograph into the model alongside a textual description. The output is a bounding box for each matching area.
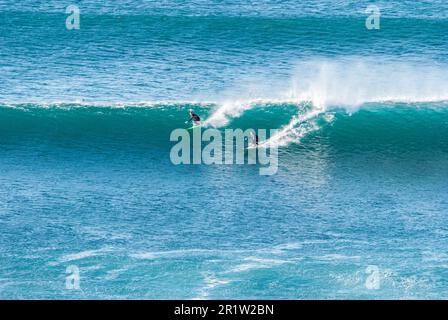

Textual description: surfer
[186,109,201,126]
[250,131,259,146]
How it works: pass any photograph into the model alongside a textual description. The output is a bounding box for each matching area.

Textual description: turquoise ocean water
[1,1,448,299]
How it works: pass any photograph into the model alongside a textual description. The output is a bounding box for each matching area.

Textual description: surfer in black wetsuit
[186,109,201,126]
[250,131,259,146]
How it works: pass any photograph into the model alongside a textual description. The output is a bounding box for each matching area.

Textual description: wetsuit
[189,113,201,122]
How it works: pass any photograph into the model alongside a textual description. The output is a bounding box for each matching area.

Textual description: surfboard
[246,142,267,150]
[187,124,201,130]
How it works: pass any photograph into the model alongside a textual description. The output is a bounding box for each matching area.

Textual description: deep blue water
[1,1,448,299]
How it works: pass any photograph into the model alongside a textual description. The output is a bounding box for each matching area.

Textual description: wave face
[2,1,448,300]
[1,102,447,150]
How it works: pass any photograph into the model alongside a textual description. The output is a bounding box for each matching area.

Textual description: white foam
[55,248,110,264]
[103,267,130,281]
[129,249,232,260]
[227,257,290,273]
[264,107,331,147]
[271,242,303,251]
[194,274,232,299]
[315,254,362,261]
[286,58,448,110]
[202,57,448,146]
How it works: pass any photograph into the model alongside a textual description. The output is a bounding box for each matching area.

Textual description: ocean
[1,1,448,299]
